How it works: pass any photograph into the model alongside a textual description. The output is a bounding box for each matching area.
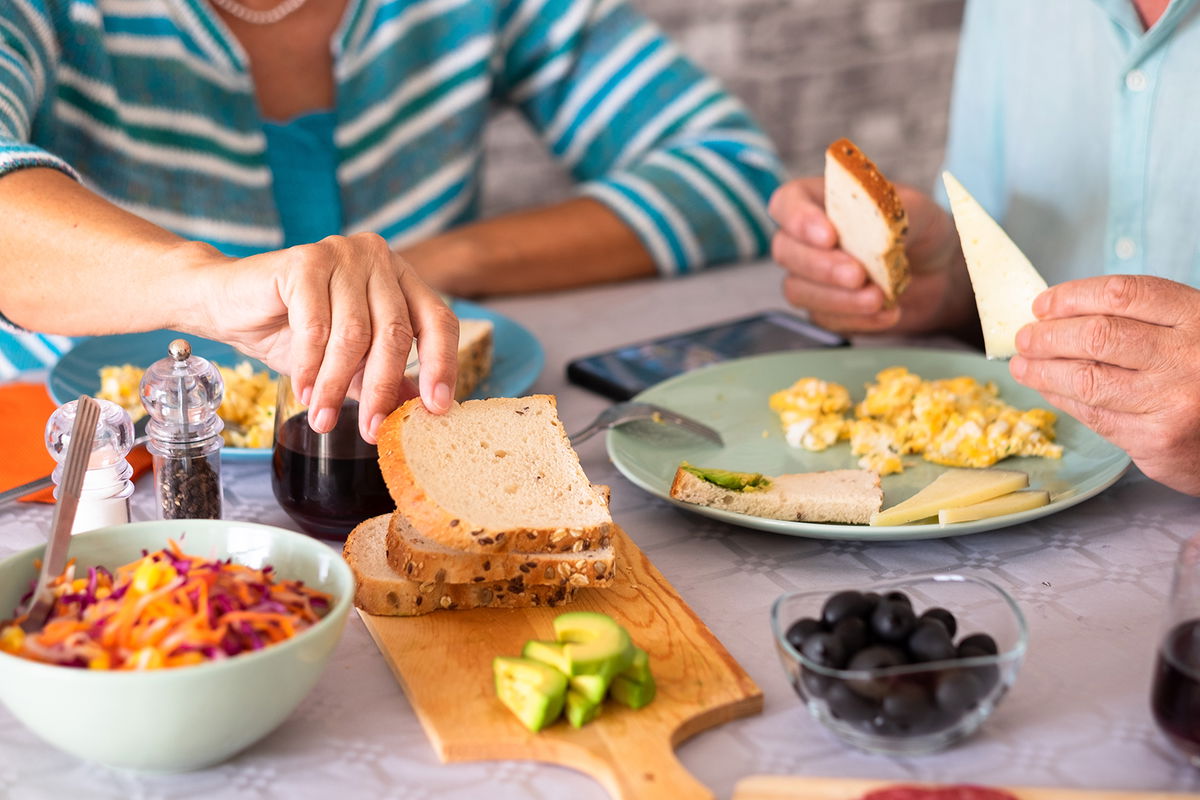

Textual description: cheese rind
[937,489,1050,525]
[942,171,1048,359]
[870,468,1029,526]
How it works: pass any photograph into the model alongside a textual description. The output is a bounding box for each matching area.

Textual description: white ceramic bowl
[0,519,353,772]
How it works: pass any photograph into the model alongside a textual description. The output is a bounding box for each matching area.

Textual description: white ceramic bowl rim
[770,573,1030,680]
[0,520,354,681]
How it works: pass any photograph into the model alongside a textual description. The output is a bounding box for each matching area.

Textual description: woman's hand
[768,177,974,335]
[1012,275,1200,496]
[192,233,459,443]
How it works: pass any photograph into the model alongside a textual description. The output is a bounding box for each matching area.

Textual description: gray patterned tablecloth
[3,262,1200,799]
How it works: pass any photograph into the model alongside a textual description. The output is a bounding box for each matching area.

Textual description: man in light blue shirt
[769,0,1200,496]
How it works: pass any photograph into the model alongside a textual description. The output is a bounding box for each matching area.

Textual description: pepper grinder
[45,397,135,533]
[140,338,224,519]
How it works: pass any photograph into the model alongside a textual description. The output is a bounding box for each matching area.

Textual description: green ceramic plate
[606,348,1131,541]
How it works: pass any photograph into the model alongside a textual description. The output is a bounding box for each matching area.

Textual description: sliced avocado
[619,646,652,684]
[553,612,634,677]
[680,462,771,492]
[493,656,567,732]
[610,673,656,710]
[522,639,571,675]
[565,689,602,729]
[569,672,610,705]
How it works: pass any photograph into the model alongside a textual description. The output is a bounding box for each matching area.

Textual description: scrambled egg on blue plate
[769,366,1062,475]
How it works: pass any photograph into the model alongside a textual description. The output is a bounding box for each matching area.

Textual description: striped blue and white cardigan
[0,0,784,375]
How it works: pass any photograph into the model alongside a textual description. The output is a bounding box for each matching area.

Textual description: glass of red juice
[1151,533,1200,766]
[270,376,394,541]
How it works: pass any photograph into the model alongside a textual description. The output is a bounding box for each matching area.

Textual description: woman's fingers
[357,257,417,442]
[397,257,459,414]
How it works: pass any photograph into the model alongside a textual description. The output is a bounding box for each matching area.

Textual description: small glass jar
[140,338,224,520]
[45,398,135,533]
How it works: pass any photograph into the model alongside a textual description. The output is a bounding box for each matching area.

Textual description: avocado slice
[565,689,602,729]
[680,462,771,492]
[553,612,634,677]
[493,656,567,732]
[569,672,610,705]
[619,646,652,684]
[610,673,656,710]
[522,640,571,675]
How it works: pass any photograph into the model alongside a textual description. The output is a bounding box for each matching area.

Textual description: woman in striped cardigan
[0,0,783,439]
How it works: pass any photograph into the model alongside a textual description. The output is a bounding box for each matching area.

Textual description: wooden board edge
[732,775,1200,800]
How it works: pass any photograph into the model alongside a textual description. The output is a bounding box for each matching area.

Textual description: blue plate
[48,299,544,461]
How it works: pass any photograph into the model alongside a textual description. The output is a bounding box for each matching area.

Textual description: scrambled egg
[769,366,1063,475]
[98,361,276,449]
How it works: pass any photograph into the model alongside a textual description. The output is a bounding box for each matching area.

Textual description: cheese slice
[942,171,1048,359]
[937,489,1050,525]
[870,468,1029,526]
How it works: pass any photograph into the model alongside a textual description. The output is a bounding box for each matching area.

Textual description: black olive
[870,598,917,644]
[935,669,984,713]
[824,679,878,723]
[832,615,868,654]
[846,644,908,699]
[785,617,823,652]
[861,592,883,616]
[919,607,958,638]
[820,590,873,627]
[957,632,999,656]
[884,590,912,608]
[881,681,934,725]
[801,631,848,669]
[907,619,957,663]
[799,667,835,699]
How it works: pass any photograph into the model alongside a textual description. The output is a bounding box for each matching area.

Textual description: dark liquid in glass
[1151,618,1200,762]
[271,405,393,541]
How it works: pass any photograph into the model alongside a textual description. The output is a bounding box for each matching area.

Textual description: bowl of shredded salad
[0,519,353,772]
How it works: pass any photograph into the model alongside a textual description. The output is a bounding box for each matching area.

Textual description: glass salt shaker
[45,397,135,534]
[140,338,224,520]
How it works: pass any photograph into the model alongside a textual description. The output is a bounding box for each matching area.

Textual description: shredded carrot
[0,540,332,671]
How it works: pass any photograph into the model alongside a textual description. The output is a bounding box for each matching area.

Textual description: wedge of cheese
[870,468,1029,527]
[937,489,1050,525]
[942,171,1048,359]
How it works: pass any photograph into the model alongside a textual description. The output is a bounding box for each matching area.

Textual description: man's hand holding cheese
[768,141,975,336]
[1010,276,1200,497]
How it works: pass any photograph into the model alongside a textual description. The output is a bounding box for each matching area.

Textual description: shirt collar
[1089,0,1198,65]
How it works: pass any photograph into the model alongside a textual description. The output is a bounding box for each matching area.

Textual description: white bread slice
[386,490,616,587]
[376,395,612,554]
[344,515,577,616]
[824,138,910,303]
[669,468,882,524]
[942,171,1048,359]
[404,318,494,401]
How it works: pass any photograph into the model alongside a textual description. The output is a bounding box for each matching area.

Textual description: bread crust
[386,509,616,588]
[825,137,910,301]
[344,515,578,616]
[376,395,611,554]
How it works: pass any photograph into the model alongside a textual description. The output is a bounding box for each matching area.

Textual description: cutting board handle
[582,734,713,800]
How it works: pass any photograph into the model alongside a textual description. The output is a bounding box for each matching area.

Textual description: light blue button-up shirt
[938,0,1200,286]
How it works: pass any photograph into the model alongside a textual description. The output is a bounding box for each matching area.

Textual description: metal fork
[568,401,723,446]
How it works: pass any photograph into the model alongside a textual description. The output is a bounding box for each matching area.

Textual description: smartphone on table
[566,310,849,401]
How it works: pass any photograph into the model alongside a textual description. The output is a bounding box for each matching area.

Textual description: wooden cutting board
[359,526,762,800]
[733,775,1200,799]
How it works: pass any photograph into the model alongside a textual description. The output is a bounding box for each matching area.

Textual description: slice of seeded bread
[386,504,616,588]
[824,138,910,303]
[344,515,577,616]
[404,318,494,402]
[669,467,882,524]
[376,395,612,554]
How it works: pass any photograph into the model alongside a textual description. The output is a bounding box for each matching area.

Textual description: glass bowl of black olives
[770,575,1028,755]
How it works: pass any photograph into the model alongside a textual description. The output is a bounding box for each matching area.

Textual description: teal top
[938,0,1200,286]
[262,111,342,248]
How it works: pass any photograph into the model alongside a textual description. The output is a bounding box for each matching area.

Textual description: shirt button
[1125,69,1148,92]
[1115,237,1137,260]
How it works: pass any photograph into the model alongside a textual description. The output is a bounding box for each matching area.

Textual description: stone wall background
[480,0,966,217]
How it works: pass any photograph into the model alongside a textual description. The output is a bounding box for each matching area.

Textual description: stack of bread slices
[344,395,617,616]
